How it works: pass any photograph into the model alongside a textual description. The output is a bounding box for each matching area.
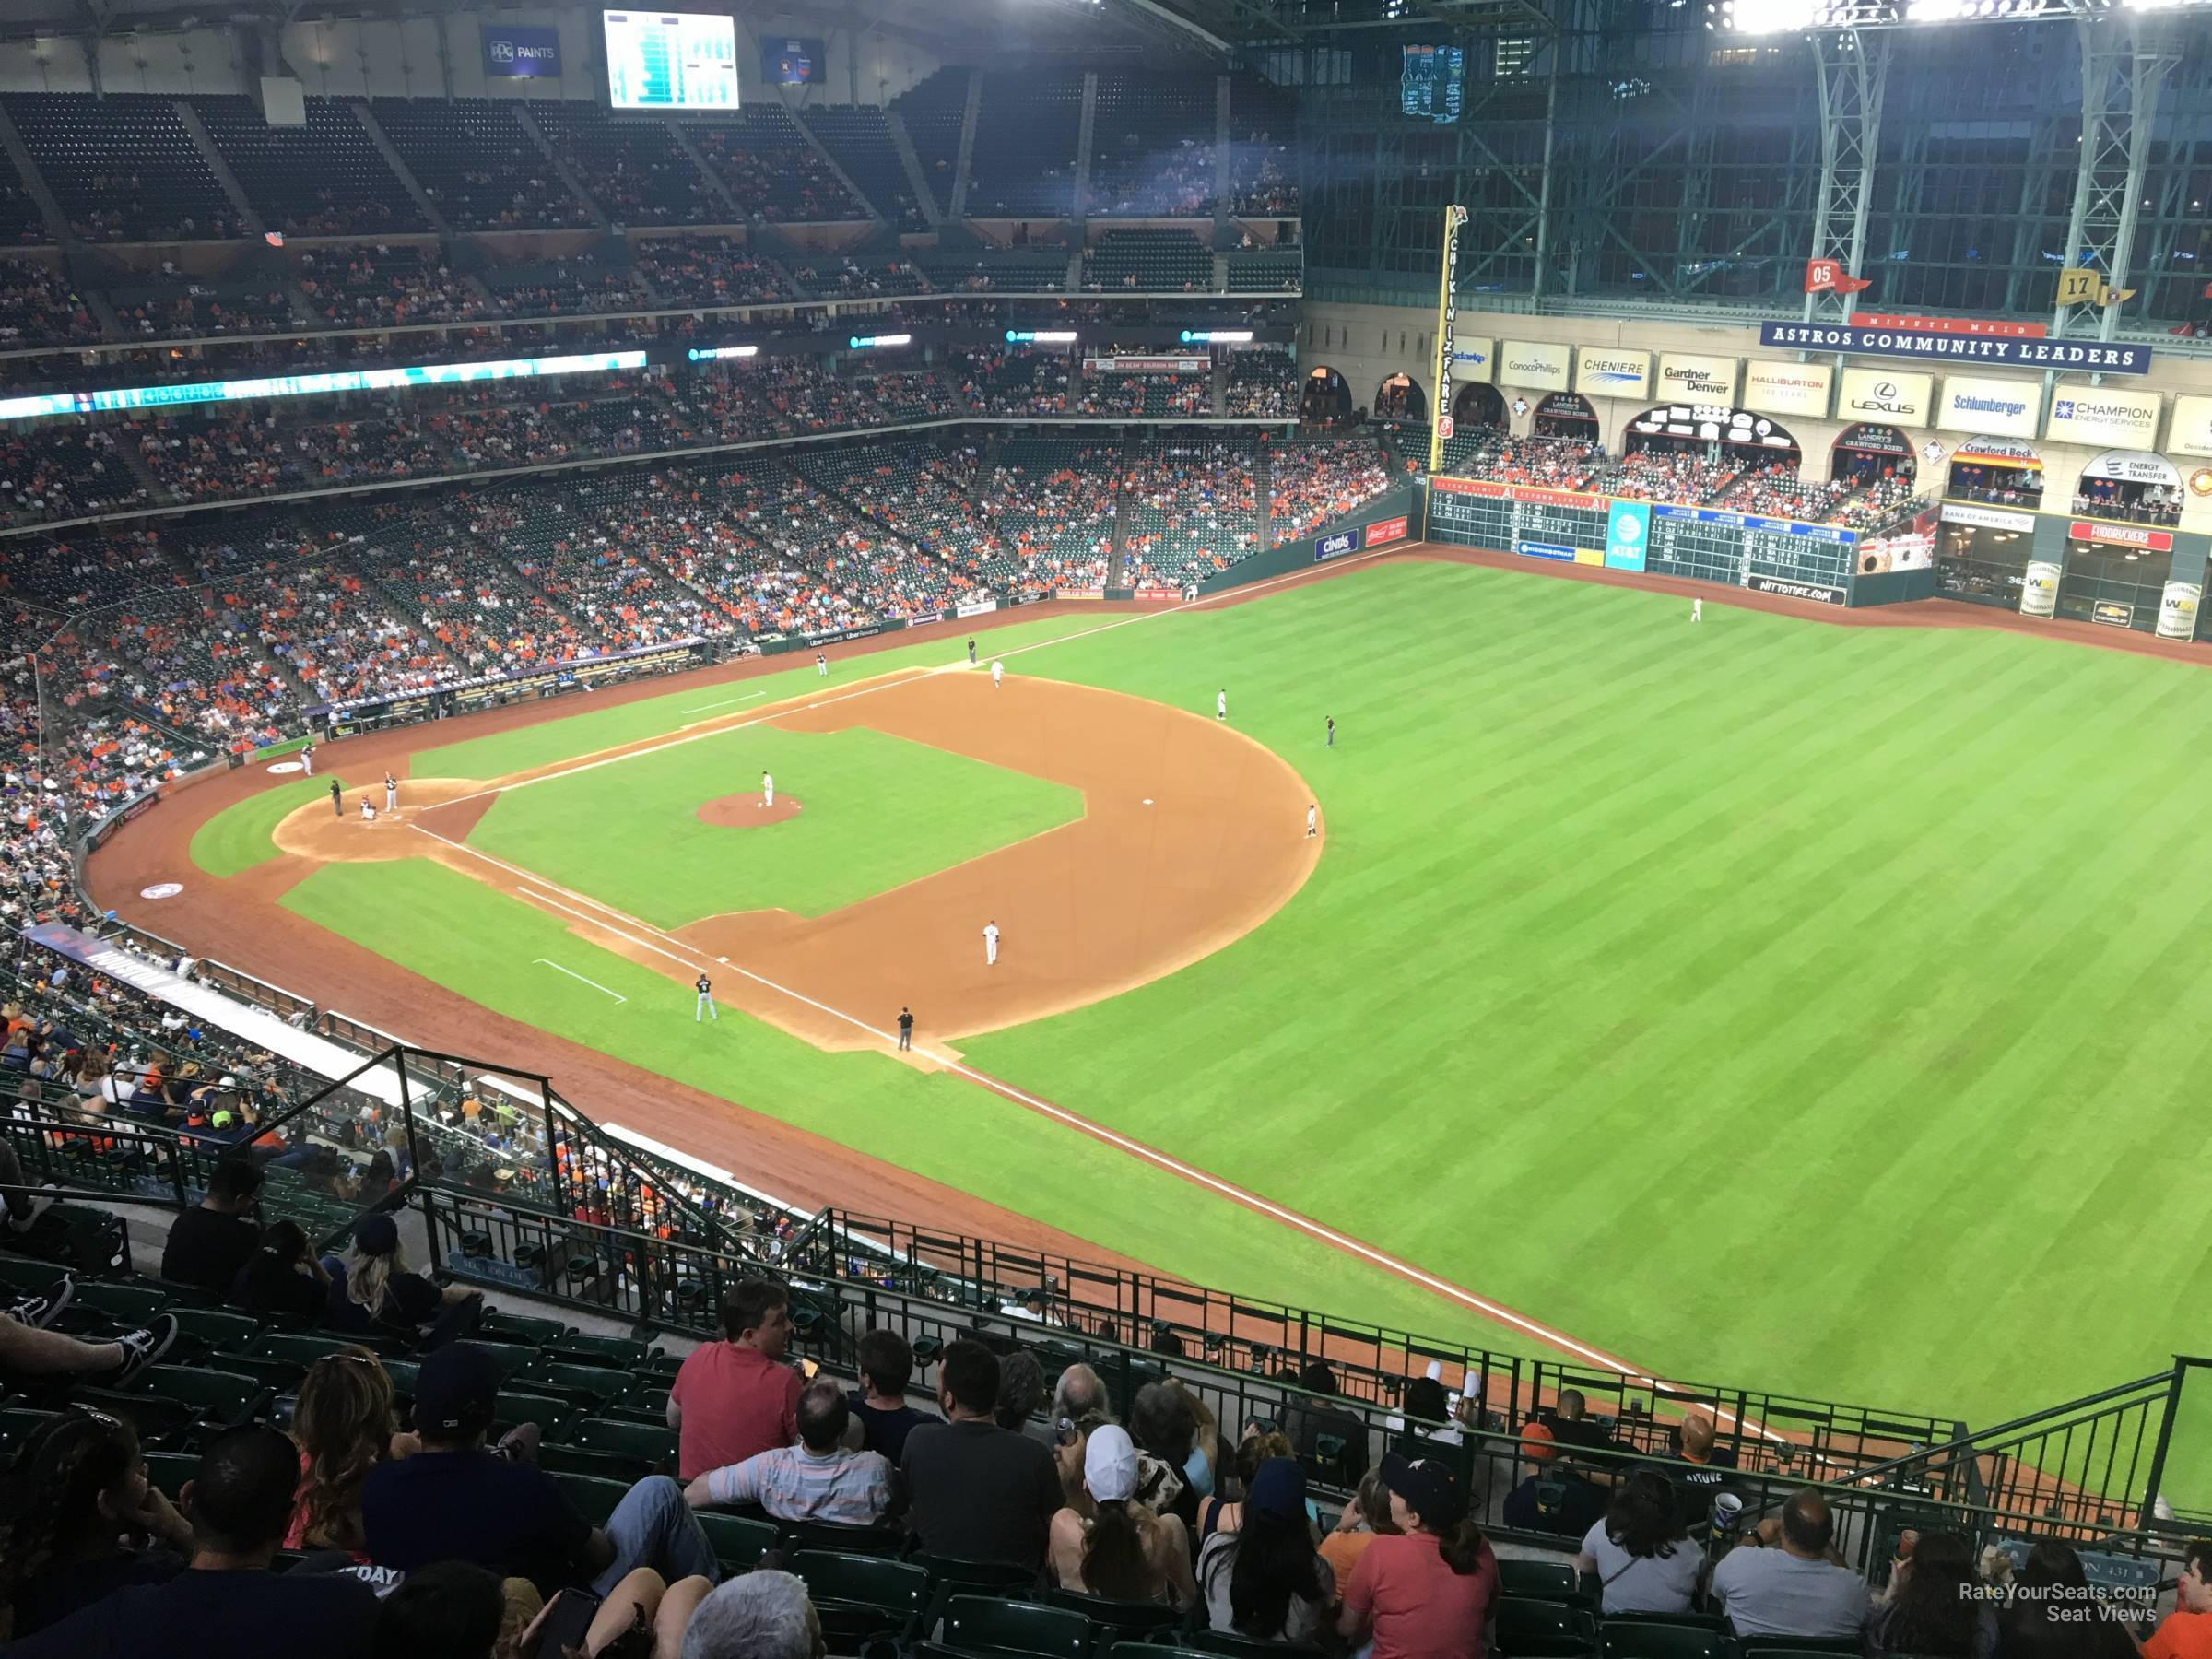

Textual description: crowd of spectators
[1268,441,1400,547]
[1121,441,1261,587]
[295,245,491,330]
[630,238,790,308]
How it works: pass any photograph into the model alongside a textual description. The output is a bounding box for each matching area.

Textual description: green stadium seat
[382,1359,423,1398]
[252,1333,366,1369]
[1731,1646,1862,1659]
[1500,1559,1587,1602]
[552,1470,631,1525]
[1186,1631,1326,1659]
[70,1385,199,1445]
[520,1359,629,1406]
[144,1449,200,1499]
[779,1518,907,1559]
[467,1340,555,1376]
[939,1596,1092,1659]
[492,1389,572,1437]
[1112,1646,1220,1659]
[697,1510,779,1573]
[571,1418,679,1472]
[919,1555,1038,1631]
[0,1406,58,1457]
[72,1281,171,1325]
[209,1353,309,1393]
[166,1308,261,1353]
[546,1335,650,1369]
[794,1548,928,1648]
[142,1366,268,1428]
[1039,1585,1182,1641]
[540,1442,651,1482]
[479,1311,571,1346]
[641,1349,685,1381]
[1496,1597,1600,1659]
[0,1256,67,1300]
[1601,1619,1725,1659]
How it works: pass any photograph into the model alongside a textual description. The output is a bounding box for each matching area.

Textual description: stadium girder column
[2051,14,2180,340]
[351,101,452,238]
[1074,72,1099,227]
[1802,29,1888,325]
[949,68,983,219]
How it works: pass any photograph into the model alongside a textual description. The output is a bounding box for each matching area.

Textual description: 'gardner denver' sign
[1758,322,2150,376]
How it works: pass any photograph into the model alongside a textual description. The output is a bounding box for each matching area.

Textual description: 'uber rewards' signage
[1838,369,1933,429]
[1574,348,1652,400]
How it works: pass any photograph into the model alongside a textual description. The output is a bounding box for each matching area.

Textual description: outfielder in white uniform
[760,771,774,808]
[383,772,398,814]
[1217,689,1228,722]
[983,920,1000,967]
[991,660,1004,689]
[1691,598,1702,623]
[695,972,717,1021]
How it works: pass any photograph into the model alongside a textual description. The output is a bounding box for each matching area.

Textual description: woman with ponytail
[287,1347,418,1553]
[0,1408,192,1640]
[1338,1454,1499,1659]
[1200,1457,1336,1643]
[1048,1424,1197,1607]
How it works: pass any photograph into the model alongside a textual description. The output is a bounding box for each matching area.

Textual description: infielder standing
[1306,803,1318,838]
[983,920,1000,967]
[383,771,398,814]
[760,771,775,808]
[991,659,1005,690]
[816,652,828,677]
[695,971,717,1021]
[897,1006,913,1051]
[1217,688,1229,722]
[967,638,978,665]
[1691,597,1702,623]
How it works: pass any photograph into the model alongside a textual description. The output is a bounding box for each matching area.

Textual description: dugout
[1450,382,1506,432]
[1374,371,1427,423]
[1533,391,1598,441]
[1300,365,1352,425]
[1623,404,1800,467]
[1946,437,2043,508]
[1831,423,1917,486]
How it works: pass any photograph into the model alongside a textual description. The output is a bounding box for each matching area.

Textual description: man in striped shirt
[684,1377,895,1527]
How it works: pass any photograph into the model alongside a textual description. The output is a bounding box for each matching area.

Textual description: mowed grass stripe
[190,775,348,877]
[970,560,2212,1421]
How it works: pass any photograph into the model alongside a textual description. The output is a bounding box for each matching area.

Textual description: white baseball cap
[1084,1423,1139,1502]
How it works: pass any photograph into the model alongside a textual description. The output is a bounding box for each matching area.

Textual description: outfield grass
[279,559,2212,1436]
[466,726,1081,927]
[190,776,344,877]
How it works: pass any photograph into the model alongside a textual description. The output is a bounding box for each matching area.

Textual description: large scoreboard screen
[1645,504,1855,605]
[1401,45,1465,124]
[1428,477,1608,560]
[604,11,739,111]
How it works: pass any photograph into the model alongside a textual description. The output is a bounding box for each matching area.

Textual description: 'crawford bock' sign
[1757,322,2150,376]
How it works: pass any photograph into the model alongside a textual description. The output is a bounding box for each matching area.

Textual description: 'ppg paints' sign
[481,25,561,76]
[1314,530,1359,563]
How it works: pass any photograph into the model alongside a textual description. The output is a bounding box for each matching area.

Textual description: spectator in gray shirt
[1709,1489,1869,1639]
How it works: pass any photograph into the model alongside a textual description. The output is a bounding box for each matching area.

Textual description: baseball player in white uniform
[816,652,828,677]
[359,797,377,823]
[1691,597,1702,623]
[695,971,717,1021]
[1217,688,1229,722]
[1306,804,1317,838]
[383,772,398,814]
[983,920,1000,967]
[991,660,1005,689]
[301,743,314,777]
[760,771,774,808]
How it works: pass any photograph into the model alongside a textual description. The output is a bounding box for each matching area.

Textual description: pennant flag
[2100,285,2136,306]
[1805,259,1873,294]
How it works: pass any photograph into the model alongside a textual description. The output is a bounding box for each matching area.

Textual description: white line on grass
[680,690,769,714]
[430,542,1407,812]
[531,958,628,1003]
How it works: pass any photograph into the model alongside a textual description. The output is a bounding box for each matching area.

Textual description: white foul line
[531,957,628,1003]
[681,690,769,714]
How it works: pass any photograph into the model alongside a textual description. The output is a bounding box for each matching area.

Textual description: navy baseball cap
[1380,1452,1466,1528]
[413,1343,500,1437]
[353,1212,399,1256]
[1247,1456,1307,1522]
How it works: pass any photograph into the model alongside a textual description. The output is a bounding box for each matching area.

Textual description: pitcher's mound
[697,794,804,828]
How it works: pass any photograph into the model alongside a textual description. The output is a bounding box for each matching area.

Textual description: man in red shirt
[2146,1543,2212,1659]
[667,1278,802,1481]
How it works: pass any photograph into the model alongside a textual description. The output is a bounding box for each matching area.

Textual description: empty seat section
[194,96,425,235]
[529,104,717,225]
[1090,73,1217,216]
[965,72,1081,218]
[1083,229,1213,292]
[370,99,592,230]
[889,66,969,207]
[8,93,244,242]
[689,107,862,221]
[799,105,921,228]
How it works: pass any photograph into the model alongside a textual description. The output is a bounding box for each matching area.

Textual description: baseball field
[129,549,2212,1444]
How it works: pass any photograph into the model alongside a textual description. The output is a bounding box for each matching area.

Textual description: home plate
[717,956,729,964]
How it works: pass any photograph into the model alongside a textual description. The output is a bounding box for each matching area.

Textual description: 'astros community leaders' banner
[1757,322,2150,376]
